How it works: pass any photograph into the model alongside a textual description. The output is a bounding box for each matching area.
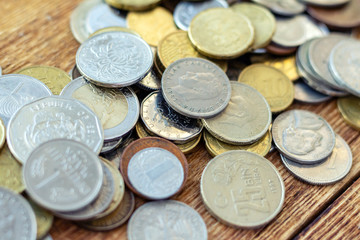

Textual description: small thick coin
[202,82,271,145]
[0,74,52,127]
[272,110,336,164]
[28,199,54,240]
[7,96,104,164]
[162,58,231,119]
[337,96,360,130]
[0,119,4,150]
[294,79,332,104]
[106,0,161,11]
[188,8,254,59]
[128,200,207,240]
[252,0,305,16]
[0,187,37,240]
[136,69,161,91]
[23,139,104,212]
[201,150,285,228]
[281,135,352,185]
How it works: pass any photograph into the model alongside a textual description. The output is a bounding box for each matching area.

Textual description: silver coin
[136,68,161,91]
[0,74,52,127]
[281,134,352,185]
[7,96,104,164]
[141,91,203,143]
[301,0,350,7]
[23,139,104,212]
[54,162,114,221]
[101,137,124,154]
[128,147,184,200]
[128,200,207,240]
[272,110,335,164]
[76,32,153,88]
[162,58,231,119]
[60,77,139,141]
[173,0,228,31]
[252,0,305,16]
[294,79,332,104]
[0,187,37,240]
[329,39,360,97]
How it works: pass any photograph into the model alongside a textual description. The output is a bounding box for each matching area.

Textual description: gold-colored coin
[89,26,141,38]
[231,3,276,50]
[137,69,161,91]
[337,96,360,130]
[0,144,25,193]
[157,30,228,72]
[136,121,154,138]
[16,66,71,95]
[106,0,161,11]
[250,54,299,81]
[238,64,294,113]
[0,119,5,150]
[127,7,177,47]
[204,129,272,157]
[188,8,254,59]
[28,199,54,240]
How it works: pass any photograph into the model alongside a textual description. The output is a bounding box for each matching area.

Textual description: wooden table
[1,1,359,239]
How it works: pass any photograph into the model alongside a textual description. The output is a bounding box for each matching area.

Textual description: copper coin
[120,137,188,200]
[307,0,360,29]
[265,42,297,55]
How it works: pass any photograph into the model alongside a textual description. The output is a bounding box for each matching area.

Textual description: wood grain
[1,1,359,240]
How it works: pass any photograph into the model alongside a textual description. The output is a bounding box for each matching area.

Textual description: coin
[173,0,228,31]
[162,58,231,119]
[231,3,276,50]
[252,0,305,16]
[106,0,161,11]
[0,187,37,240]
[201,150,285,228]
[238,64,294,113]
[337,96,360,130]
[203,82,271,145]
[302,0,350,6]
[353,27,360,39]
[23,139,104,212]
[272,110,336,164]
[0,74,52,127]
[204,129,272,157]
[76,32,153,88]
[0,144,25,193]
[60,77,139,141]
[101,137,124,154]
[127,6,177,47]
[28,199,54,240]
[188,8,254,59]
[294,79,332,104]
[136,68,161,91]
[89,26,140,38]
[281,135,352,185]
[0,119,4,150]
[128,200,207,240]
[15,66,71,95]
[7,96,104,164]
[70,64,82,80]
[265,42,298,56]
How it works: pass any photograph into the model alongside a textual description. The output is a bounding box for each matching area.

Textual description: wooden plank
[1,1,359,239]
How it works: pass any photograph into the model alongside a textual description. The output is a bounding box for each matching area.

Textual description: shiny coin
[89,26,140,38]
[0,119,4,150]
[337,96,360,130]
[238,64,294,113]
[281,134,352,185]
[128,200,207,240]
[136,68,161,91]
[76,31,153,88]
[173,0,228,31]
[302,0,350,6]
[201,150,285,228]
[23,139,104,212]
[16,66,71,95]
[252,0,305,16]
[101,138,124,154]
[28,199,53,240]
[202,82,271,145]
[106,0,161,11]
[189,8,254,59]
[0,187,37,240]
[7,96,103,164]
[294,79,332,104]
[272,110,335,164]
[162,58,231,119]
[60,77,139,141]
[0,74,52,127]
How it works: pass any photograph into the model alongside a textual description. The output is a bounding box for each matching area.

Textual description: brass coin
[238,64,294,113]
[337,96,360,130]
[204,129,272,157]
[0,119,5,150]
[89,26,141,38]
[157,30,228,72]
[106,0,161,11]
[127,7,177,47]
[188,8,254,59]
[137,69,161,91]
[15,66,71,95]
[28,199,54,240]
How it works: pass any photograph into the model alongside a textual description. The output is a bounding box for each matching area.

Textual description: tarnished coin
[188,8,254,59]
[252,0,305,16]
[136,69,161,91]
[203,82,271,145]
[128,200,207,240]
[337,96,360,130]
[0,187,37,240]
[162,58,231,119]
[272,110,336,164]
[7,96,103,164]
[294,79,332,104]
[60,77,139,141]
[265,42,298,56]
[23,139,104,212]
[106,0,161,11]
[16,66,71,95]
[201,150,285,228]
[0,119,4,150]
[89,26,140,38]
[238,64,294,113]
[28,199,54,240]
[0,74,52,127]
[281,135,352,185]
[173,0,228,31]
[302,0,350,6]
[70,64,82,80]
